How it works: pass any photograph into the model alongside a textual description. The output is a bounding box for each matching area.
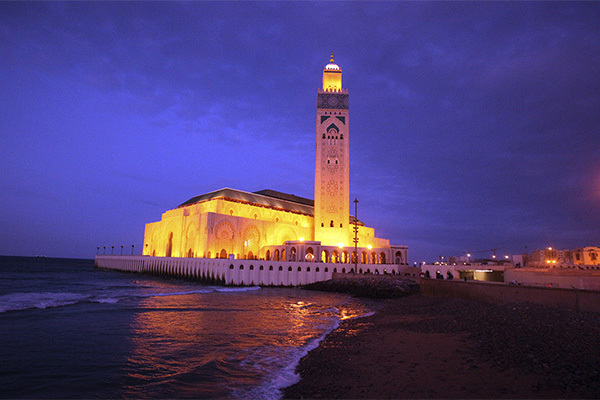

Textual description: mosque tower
[314,53,350,246]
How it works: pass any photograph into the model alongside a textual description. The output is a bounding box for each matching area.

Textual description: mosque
[142,55,408,267]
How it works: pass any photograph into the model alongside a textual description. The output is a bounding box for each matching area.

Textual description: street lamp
[120,245,124,255]
[111,246,114,255]
[353,198,359,274]
[103,246,106,255]
[131,244,135,255]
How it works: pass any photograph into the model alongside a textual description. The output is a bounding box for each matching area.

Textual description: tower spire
[330,52,334,63]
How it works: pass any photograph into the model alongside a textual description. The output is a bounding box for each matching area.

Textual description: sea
[0,256,376,399]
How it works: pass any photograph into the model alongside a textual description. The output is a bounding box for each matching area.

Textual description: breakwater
[94,255,403,286]
[302,274,420,298]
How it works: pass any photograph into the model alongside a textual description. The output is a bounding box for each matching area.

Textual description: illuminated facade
[143,55,408,266]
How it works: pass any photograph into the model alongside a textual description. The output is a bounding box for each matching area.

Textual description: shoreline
[282,293,600,399]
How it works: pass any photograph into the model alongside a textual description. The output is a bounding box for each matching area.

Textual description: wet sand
[283,294,600,399]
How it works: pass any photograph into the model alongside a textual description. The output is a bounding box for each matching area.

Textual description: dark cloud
[0,1,598,260]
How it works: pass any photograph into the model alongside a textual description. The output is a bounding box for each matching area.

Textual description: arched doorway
[332,250,340,263]
[322,250,329,263]
[219,249,227,259]
[290,247,297,262]
[380,252,386,264]
[395,251,403,264]
[266,250,271,261]
[165,232,173,257]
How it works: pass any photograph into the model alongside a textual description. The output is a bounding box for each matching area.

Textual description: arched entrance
[165,232,173,257]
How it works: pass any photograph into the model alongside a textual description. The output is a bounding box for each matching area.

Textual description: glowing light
[467,253,471,257]
[299,237,305,242]
[367,245,372,250]
[548,247,553,251]
[504,255,509,259]
[338,243,344,249]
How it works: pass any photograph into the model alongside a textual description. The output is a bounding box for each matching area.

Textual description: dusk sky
[1,2,599,262]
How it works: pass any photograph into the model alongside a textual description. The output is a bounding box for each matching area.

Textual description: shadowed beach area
[283,293,600,399]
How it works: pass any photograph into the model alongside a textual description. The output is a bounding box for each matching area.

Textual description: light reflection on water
[118,284,374,399]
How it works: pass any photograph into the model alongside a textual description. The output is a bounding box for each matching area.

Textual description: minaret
[314,53,350,246]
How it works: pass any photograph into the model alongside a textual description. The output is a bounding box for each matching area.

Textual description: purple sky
[1,2,599,262]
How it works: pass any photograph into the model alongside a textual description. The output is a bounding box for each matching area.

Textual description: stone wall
[420,278,600,313]
[94,255,403,287]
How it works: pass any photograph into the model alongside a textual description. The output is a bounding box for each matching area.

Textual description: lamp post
[111,246,114,255]
[120,245,124,255]
[131,244,135,255]
[103,246,106,255]
[353,198,359,274]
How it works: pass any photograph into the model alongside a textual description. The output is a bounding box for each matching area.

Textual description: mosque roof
[178,188,315,216]
[178,187,364,224]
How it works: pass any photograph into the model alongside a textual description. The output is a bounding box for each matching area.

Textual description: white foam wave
[146,289,214,297]
[236,317,341,400]
[91,297,120,304]
[0,292,84,313]
[215,286,261,293]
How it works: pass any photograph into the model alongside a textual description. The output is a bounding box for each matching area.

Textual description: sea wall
[94,255,402,286]
[504,267,600,290]
[420,278,600,313]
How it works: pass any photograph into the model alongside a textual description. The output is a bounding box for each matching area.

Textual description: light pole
[353,198,359,274]
[131,244,135,255]
[111,246,114,255]
[103,246,106,255]
[120,245,124,255]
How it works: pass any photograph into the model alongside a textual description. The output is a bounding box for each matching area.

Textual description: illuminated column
[314,53,350,246]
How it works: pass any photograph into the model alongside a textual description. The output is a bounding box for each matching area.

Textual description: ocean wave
[215,286,261,293]
[0,292,84,313]
[145,289,214,297]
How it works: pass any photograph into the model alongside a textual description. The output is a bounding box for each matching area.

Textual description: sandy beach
[283,293,600,399]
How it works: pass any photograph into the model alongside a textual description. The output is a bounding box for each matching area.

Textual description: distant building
[143,55,408,266]
[573,247,600,266]
[528,247,573,266]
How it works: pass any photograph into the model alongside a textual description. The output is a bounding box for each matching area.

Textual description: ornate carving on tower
[317,93,349,109]
[314,53,350,246]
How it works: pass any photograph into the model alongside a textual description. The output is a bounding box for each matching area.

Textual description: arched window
[229,265,234,269]
[249,265,254,270]
[240,265,244,270]
[330,220,334,227]
[298,267,302,272]
[279,266,283,271]
[288,266,292,271]
[259,265,264,270]
[340,134,344,139]
[322,133,326,139]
